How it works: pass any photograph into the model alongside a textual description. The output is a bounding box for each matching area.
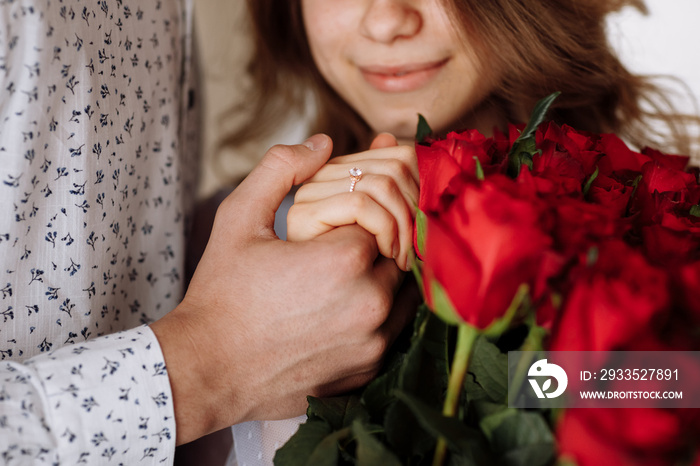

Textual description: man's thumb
[227,134,332,233]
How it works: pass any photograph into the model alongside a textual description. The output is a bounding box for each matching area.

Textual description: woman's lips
[359,59,449,93]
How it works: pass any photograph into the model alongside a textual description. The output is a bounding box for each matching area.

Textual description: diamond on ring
[349,167,363,192]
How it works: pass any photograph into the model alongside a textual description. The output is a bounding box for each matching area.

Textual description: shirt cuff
[26,326,176,464]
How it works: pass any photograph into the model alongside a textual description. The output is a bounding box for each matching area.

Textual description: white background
[608,0,700,112]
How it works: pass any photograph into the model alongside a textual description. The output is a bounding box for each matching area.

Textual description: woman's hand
[287,133,419,271]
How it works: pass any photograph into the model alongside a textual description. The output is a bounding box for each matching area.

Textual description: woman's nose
[359,0,423,44]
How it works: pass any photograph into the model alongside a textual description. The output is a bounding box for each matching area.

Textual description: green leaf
[361,358,403,419]
[517,92,561,143]
[415,209,428,258]
[507,92,560,177]
[273,420,333,466]
[429,279,463,326]
[421,313,451,384]
[411,303,432,339]
[521,322,549,352]
[384,400,435,458]
[465,336,508,404]
[399,309,445,389]
[398,309,450,396]
[478,405,512,441]
[500,444,556,466]
[305,428,352,466]
[478,406,555,466]
[622,174,644,216]
[411,258,425,299]
[630,174,643,189]
[582,166,599,196]
[690,205,700,217]
[586,246,599,266]
[448,452,481,466]
[307,395,369,430]
[471,399,507,420]
[394,391,491,462]
[473,156,485,181]
[416,114,433,145]
[463,373,493,404]
[384,311,449,457]
[352,420,403,466]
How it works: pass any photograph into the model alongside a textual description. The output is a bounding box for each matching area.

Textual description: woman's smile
[302,0,501,138]
[358,58,450,93]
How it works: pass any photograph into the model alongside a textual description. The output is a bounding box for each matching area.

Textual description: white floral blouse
[0,0,199,463]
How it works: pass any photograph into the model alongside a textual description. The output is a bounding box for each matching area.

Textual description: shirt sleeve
[0,326,176,465]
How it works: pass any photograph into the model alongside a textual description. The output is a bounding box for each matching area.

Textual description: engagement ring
[349,167,363,192]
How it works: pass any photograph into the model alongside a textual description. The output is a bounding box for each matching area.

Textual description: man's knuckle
[368,334,390,360]
[339,240,373,268]
[360,291,392,329]
[354,337,388,372]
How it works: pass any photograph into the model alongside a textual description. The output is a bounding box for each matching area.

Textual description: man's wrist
[151,302,242,444]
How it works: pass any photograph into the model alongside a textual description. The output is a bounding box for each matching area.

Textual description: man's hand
[151,134,411,445]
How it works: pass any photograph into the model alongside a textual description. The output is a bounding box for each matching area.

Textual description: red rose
[548,240,669,351]
[587,174,634,217]
[557,408,685,466]
[661,210,700,234]
[421,179,553,329]
[557,345,700,464]
[631,160,700,228]
[415,142,463,215]
[547,196,627,259]
[507,123,526,147]
[559,124,596,149]
[537,122,602,177]
[435,129,503,170]
[678,260,700,319]
[596,133,652,175]
[641,160,697,195]
[642,147,691,171]
[641,224,700,267]
[529,139,586,196]
[416,130,507,215]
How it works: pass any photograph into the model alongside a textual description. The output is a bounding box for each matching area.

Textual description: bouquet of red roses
[416,93,700,466]
[276,94,700,466]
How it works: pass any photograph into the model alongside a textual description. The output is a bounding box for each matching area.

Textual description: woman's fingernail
[405,250,416,271]
[392,241,400,260]
[302,134,329,151]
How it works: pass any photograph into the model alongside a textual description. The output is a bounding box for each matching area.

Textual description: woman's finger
[369,133,399,150]
[287,192,400,264]
[294,175,415,270]
[308,145,419,185]
[302,158,419,208]
[295,170,418,216]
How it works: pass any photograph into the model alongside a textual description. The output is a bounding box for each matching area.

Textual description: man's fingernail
[302,134,329,151]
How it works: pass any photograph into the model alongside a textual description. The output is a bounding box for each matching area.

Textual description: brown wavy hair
[222,0,698,158]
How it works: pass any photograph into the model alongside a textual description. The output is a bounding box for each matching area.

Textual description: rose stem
[432,323,479,466]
